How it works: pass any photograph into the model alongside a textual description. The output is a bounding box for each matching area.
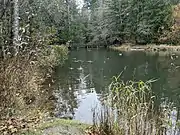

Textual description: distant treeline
[1,0,180,55]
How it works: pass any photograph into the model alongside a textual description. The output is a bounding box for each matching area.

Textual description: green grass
[20,118,89,135]
[38,119,89,130]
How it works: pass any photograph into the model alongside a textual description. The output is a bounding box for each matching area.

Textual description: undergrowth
[0,45,68,134]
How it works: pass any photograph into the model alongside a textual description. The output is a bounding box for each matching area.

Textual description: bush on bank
[38,45,68,69]
[0,45,68,134]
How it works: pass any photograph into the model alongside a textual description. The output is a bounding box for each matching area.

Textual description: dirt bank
[110,44,180,52]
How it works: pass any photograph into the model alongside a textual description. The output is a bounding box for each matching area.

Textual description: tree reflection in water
[53,49,180,124]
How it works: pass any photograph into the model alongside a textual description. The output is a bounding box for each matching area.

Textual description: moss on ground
[20,118,89,135]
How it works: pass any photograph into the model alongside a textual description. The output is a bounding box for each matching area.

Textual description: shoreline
[110,44,180,52]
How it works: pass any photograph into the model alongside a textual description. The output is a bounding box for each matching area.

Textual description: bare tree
[12,0,19,55]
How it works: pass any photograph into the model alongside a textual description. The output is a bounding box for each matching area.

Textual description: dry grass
[0,46,68,134]
[0,56,39,117]
[0,56,46,134]
[110,44,180,52]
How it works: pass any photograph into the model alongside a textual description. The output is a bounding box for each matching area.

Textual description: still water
[54,48,180,123]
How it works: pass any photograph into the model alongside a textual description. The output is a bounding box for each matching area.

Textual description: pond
[53,48,180,124]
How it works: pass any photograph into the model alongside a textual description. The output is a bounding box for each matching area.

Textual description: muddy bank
[110,44,180,52]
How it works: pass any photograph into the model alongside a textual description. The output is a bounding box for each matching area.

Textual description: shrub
[38,45,68,70]
[0,46,68,134]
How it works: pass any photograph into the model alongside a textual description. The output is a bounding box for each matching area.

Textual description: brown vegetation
[159,4,180,44]
[0,46,68,134]
[111,44,180,52]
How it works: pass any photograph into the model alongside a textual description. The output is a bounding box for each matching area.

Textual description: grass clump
[92,76,176,135]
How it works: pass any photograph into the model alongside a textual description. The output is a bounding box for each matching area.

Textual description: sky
[76,0,84,9]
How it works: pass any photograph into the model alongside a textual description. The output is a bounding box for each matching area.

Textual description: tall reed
[92,76,178,135]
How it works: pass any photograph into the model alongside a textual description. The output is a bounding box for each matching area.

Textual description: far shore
[110,44,180,52]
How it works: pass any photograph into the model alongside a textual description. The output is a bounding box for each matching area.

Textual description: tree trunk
[66,0,70,40]
[12,0,19,55]
[28,0,34,48]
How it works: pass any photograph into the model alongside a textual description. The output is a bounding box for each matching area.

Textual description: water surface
[54,49,180,123]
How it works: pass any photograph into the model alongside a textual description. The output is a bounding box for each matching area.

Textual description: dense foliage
[0,1,70,134]
[0,0,178,53]
[0,0,82,57]
[83,0,175,45]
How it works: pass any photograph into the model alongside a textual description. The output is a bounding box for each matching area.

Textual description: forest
[1,0,180,55]
[1,0,180,135]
